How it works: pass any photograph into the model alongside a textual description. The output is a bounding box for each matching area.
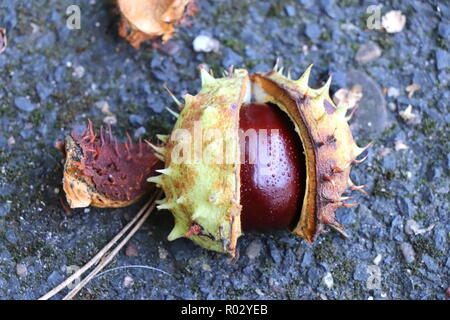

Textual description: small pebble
[405,219,420,235]
[245,240,263,260]
[305,23,321,41]
[158,247,168,260]
[0,203,11,217]
[14,97,36,112]
[387,87,400,98]
[36,83,53,102]
[201,263,212,272]
[123,276,134,288]
[355,41,382,63]
[395,140,409,151]
[382,10,406,33]
[125,243,138,257]
[103,115,117,126]
[47,271,62,285]
[445,287,450,298]
[422,254,438,272]
[388,102,396,111]
[405,219,434,235]
[436,49,450,70]
[159,41,180,56]
[7,136,15,145]
[322,272,334,289]
[400,242,415,264]
[373,254,382,265]
[95,100,110,114]
[193,35,220,53]
[255,288,264,296]
[133,126,147,139]
[284,5,296,17]
[72,65,85,78]
[405,83,420,98]
[16,264,28,277]
[128,114,144,127]
[5,230,17,244]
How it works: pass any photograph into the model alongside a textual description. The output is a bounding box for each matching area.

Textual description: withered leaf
[0,28,7,54]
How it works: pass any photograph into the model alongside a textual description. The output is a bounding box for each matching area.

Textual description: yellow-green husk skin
[150,69,250,256]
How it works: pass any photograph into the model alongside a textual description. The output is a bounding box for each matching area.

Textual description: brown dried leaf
[0,28,7,54]
[405,83,421,98]
[333,84,363,110]
[125,243,139,257]
[117,0,197,48]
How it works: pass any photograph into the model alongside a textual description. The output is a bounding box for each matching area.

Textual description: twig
[59,197,72,216]
[94,265,172,278]
[63,190,162,300]
[38,191,160,300]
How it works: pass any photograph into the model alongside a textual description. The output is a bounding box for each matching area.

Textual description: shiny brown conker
[239,103,306,232]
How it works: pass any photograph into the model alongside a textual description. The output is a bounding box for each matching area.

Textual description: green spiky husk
[151,69,250,255]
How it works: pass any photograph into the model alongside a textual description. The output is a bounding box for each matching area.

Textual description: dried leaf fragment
[333,85,363,110]
[0,28,7,54]
[117,0,197,48]
[394,140,409,151]
[399,105,418,124]
[405,83,421,98]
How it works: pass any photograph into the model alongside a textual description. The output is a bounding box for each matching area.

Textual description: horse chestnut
[62,121,162,208]
[239,103,305,232]
[62,65,370,257]
[147,65,371,256]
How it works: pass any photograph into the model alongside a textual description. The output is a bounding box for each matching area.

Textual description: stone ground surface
[0,0,449,300]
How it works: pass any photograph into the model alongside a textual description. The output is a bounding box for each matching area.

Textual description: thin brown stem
[38,190,160,300]
[63,189,162,300]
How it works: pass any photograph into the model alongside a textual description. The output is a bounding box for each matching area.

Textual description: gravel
[245,239,263,260]
[400,242,416,264]
[355,42,382,64]
[14,97,36,112]
[435,48,450,70]
[0,0,448,300]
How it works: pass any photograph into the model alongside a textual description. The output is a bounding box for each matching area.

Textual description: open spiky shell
[149,69,249,255]
[251,66,371,242]
[151,65,370,257]
[63,123,161,209]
